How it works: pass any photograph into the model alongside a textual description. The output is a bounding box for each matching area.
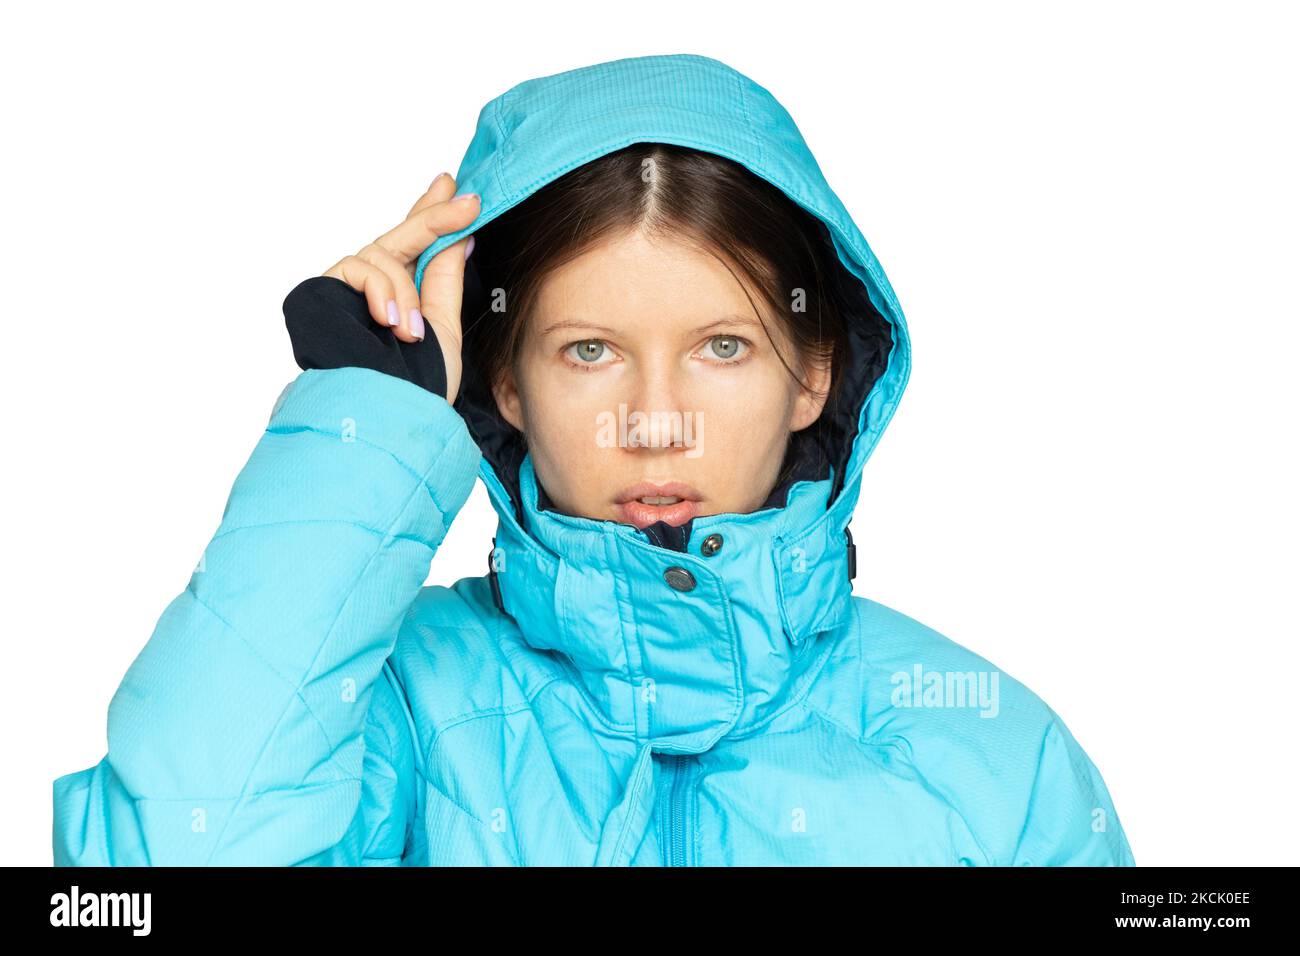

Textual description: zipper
[656,753,695,866]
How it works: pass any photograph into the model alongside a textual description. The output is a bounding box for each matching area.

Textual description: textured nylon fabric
[53,54,1135,866]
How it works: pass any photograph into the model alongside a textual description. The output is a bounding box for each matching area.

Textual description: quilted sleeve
[1010,712,1137,866]
[52,366,481,866]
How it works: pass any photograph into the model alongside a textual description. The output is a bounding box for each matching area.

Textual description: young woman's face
[493,228,830,529]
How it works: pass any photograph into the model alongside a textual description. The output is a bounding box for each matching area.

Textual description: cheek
[696,369,796,451]
[518,367,610,460]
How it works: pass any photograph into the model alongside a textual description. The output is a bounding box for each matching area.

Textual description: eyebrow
[540,315,764,337]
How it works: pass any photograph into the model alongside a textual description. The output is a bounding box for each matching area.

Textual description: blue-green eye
[567,340,609,364]
[706,335,746,361]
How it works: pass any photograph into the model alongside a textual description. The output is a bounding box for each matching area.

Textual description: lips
[613,481,703,529]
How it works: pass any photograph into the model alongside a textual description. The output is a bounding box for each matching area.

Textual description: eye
[563,339,615,368]
[702,335,749,363]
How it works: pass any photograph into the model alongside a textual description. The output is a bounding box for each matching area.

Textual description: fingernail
[386,299,400,326]
[464,235,476,260]
[456,192,479,204]
[409,309,424,340]
[430,171,449,189]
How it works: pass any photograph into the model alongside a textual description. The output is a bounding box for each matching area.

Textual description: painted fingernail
[409,309,425,340]
[464,235,476,260]
[386,299,400,326]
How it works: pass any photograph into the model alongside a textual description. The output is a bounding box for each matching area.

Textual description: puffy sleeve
[53,366,479,865]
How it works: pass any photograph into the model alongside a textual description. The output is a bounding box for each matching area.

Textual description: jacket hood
[413,53,912,752]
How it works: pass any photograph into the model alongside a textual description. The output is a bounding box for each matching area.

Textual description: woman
[53,53,1135,866]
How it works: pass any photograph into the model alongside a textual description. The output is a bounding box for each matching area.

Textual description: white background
[3,0,1296,866]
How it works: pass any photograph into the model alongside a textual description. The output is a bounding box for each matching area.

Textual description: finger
[405,170,457,220]
[374,191,481,265]
[355,242,425,342]
[392,173,459,283]
[419,231,473,360]
[323,256,400,331]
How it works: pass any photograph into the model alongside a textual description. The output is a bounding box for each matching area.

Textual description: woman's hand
[323,172,479,403]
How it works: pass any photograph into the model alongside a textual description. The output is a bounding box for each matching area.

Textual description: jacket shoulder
[846,594,1053,724]
[808,596,1133,864]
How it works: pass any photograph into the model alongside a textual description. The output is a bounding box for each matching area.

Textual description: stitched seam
[553,652,628,734]
[801,703,998,867]
[781,516,853,638]
[710,579,746,747]
[1009,718,1057,866]
[210,518,436,550]
[181,585,356,783]
[424,675,567,751]
[729,625,843,738]
[412,761,484,827]
[127,776,360,804]
[608,748,654,864]
[609,541,642,736]
[737,69,763,171]
[373,660,422,853]
[689,757,702,867]
[266,423,431,487]
[492,93,511,197]
[407,675,566,839]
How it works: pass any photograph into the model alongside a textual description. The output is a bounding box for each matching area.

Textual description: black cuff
[283,275,448,399]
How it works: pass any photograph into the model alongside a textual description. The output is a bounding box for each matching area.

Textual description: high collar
[485,453,858,752]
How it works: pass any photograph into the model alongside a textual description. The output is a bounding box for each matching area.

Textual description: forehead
[530,230,769,333]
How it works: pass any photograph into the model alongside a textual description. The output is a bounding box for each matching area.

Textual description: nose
[621,363,699,454]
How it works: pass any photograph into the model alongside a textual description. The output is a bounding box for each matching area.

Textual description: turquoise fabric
[53,53,1135,866]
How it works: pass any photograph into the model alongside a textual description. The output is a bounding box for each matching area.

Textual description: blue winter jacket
[52,53,1136,866]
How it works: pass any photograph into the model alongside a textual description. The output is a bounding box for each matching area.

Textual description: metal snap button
[663,566,697,592]
[700,533,724,557]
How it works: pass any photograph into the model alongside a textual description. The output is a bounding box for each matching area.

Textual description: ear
[492,366,526,432]
[789,359,832,432]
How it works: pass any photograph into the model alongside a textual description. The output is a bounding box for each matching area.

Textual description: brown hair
[458,142,889,511]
